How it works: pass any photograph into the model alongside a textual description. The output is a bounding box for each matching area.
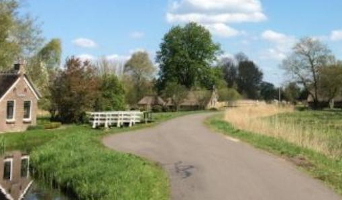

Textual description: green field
[0,111,206,200]
[207,110,342,195]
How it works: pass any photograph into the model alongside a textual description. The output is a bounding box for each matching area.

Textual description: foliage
[156,22,221,91]
[162,82,188,111]
[124,51,155,105]
[26,39,62,110]
[95,74,126,111]
[283,82,301,104]
[49,57,98,123]
[220,57,237,88]
[282,38,335,108]
[152,105,163,113]
[0,0,43,70]
[318,64,342,104]
[260,82,277,101]
[218,88,241,102]
[237,59,263,99]
[43,122,62,130]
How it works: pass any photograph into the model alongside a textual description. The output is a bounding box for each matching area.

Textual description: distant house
[164,89,219,111]
[0,63,41,133]
[307,92,342,108]
[138,95,166,111]
[0,151,32,200]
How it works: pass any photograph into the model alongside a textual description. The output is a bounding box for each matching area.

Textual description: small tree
[260,82,277,101]
[218,88,241,106]
[124,51,155,105]
[318,64,342,108]
[50,57,98,123]
[237,59,263,99]
[95,74,126,111]
[283,82,301,104]
[162,82,188,111]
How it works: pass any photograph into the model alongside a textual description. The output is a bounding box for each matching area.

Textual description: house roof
[138,95,166,106]
[0,74,20,99]
[0,67,42,101]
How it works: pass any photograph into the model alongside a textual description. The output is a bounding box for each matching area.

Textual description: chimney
[14,60,25,76]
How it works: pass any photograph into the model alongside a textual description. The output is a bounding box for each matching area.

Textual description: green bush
[43,122,62,130]
[27,125,44,131]
[152,105,163,113]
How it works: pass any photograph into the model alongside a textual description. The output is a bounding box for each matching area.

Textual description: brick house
[0,63,41,133]
[0,151,32,200]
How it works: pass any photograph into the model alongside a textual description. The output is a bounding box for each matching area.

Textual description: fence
[89,111,143,128]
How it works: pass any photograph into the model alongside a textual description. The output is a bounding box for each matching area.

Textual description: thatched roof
[307,90,342,102]
[138,95,166,106]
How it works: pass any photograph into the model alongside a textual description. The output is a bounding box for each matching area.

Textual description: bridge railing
[89,111,143,128]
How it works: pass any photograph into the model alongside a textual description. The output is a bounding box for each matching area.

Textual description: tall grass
[225,105,342,158]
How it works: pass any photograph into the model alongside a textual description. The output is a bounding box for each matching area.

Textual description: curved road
[103,113,341,200]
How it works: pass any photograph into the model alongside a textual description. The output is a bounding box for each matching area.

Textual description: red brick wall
[0,77,38,133]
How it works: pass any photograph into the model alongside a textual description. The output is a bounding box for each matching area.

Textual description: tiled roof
[0,73,19,99]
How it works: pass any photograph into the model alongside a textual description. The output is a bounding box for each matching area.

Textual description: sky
[20,0,342,86]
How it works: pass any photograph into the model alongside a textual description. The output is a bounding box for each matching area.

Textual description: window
[21,156,29,178]
[23,101,31,120]
[3,158,12,180]
[6,101,15,120]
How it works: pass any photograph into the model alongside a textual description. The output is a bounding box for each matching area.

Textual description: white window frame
[23,100,32,122]
[21,155,30,178]
[6,100,16,122]
[3,158,13,181]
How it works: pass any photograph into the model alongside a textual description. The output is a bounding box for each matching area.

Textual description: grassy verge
[206,114,342,195]
[1,111,206,200]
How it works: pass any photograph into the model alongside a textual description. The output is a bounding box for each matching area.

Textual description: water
[0,151,72,200]
[23,181,71,200]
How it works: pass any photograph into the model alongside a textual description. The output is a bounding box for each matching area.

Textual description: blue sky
[21,0,342,85]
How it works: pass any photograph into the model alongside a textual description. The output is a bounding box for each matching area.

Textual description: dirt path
[103,113,341,200]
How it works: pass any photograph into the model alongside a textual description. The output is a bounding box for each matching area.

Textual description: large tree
[260,82,277,101]
[0,0,43,69]
[156,22,221,91]
[237,59,263,99]
[282,37,334,108]
[220,57,237,88]
[124,51,155,105]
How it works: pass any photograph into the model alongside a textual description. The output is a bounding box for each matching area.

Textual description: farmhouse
[138,89,219,111]
[138,95,166,110]
[307,91,342,108]
[0,63,41,133]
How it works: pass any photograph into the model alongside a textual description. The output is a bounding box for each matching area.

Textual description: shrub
[43,122,62,130]
[152,105,163,113]
[27,125,44,131]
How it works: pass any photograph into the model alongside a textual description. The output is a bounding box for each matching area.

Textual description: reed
[225,105,342,158]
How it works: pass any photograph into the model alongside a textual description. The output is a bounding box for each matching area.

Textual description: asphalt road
[103,113,341,200]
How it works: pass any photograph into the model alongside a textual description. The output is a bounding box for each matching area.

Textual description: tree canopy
[282,37,334,108]
[0,0,43,69]
[156,22,221,91]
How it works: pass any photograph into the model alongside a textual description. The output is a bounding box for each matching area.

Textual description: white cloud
[167,0,267,38]
[260,48,286,61]
[130,31,145,39]
[204,23,240,37]
[261,30,297,61]
[106,54,131,62]
[261,30,295,44]
[330,30,342,41]
[72,38,98,48]
[76,54,96,61]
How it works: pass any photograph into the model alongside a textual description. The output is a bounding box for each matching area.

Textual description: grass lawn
[1,111,206,200]
[207,110,342,195]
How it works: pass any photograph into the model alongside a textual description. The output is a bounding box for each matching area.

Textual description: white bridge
[89,111,143,128]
